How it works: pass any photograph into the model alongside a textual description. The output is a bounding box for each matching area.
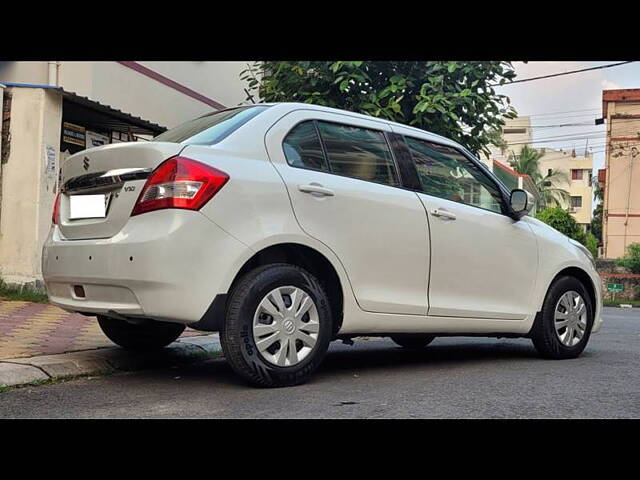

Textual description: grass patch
[0,280,49,303]
[603,299,640,307]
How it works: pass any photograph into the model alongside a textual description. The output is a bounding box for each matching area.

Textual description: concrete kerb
[0,333,222,389]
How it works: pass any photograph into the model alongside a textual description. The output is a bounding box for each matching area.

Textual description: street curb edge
[0,334,222,389]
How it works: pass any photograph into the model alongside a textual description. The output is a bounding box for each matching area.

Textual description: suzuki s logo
[83,157,90,171]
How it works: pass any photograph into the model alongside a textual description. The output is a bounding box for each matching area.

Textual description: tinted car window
[283,121,328,171]
[154,106,270,145]
[405,136,504,214]
[317,122,399,187]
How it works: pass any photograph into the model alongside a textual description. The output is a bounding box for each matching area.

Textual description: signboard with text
[62,122,86,147]
[607,283,624,293]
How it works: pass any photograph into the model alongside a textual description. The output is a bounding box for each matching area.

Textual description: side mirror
[509,189,534,219]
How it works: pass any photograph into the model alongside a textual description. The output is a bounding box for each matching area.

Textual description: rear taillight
[131,156,229,217]
[52,192,61,224]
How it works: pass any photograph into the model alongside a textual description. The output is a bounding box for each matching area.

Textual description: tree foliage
[536,207,586,244]
[241,61,517,157]
[590,202,603,242]
[590,176,603,243]
[584,232,599,258]
[616,243,640,274]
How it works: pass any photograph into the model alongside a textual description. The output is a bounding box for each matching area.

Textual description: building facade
[601,88,640,259]
[0,61,251,286]
[488,116,594,229]
[0,61,252,128]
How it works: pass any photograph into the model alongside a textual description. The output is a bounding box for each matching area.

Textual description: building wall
[0,88,62,285]
[538,150,593,226]
[603,96,640,258]
[0,61,49,86]
[0,61,252,129]
[488,116,532,165]
[490,116,593,226]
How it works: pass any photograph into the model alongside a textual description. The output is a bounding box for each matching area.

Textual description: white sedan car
[42,103,602,387]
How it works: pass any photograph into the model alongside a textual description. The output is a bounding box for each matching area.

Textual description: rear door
[398,132,538,320]
[265,110,430,315]
[58,142,185,240]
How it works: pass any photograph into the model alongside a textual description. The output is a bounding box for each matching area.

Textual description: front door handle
[298,183,335,197]
[430,208,456,220]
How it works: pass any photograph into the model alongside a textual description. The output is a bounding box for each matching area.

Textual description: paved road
[1,307,638,418]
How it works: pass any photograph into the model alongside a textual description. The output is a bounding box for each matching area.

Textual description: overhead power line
[494,61,635,86]
[522,108,601,117]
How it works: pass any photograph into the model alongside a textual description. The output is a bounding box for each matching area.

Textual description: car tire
[97,315,185,350]
[390,334,435,349]
[220,263,333,388]
[530,275,594,359]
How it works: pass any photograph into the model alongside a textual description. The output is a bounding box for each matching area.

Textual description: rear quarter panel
[180,128,363,329]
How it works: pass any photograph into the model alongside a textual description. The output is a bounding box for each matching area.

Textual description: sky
[495,61,640,172]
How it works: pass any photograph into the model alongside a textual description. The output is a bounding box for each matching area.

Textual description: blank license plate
[69,194,108,219]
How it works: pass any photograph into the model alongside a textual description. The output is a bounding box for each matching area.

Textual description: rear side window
[316,122,399,187]
[283,121,328,171]
[154,106,270,145]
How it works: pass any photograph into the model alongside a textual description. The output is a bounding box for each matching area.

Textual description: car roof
[259,102,462,149]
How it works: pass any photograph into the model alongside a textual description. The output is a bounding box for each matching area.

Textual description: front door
[401,133,538,320]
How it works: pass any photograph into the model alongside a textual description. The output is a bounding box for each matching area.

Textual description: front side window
[316,121,399,187]
[282,121,328,172]
[405,136,505,214]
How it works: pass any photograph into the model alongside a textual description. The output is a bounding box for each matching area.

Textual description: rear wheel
[390,334,435,349]
[97,315,185,350]
[530,276,594,359]
[220,263,333,388]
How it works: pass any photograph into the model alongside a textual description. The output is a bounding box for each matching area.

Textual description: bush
[616,243,640,274]
[535,207,586,244]
[584,232,598,259]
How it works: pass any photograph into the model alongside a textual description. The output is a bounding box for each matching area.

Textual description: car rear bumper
[42,209,250,325]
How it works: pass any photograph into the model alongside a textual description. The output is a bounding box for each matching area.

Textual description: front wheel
[530,276,594,359]
[390,334,435,349]
[97,315,185,350]
[220,263,333,388]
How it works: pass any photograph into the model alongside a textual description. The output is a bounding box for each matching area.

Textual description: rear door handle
[298,184,335,197]
[430,208,456,220]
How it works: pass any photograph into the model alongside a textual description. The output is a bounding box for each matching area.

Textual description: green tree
[241,61,517,157]
[584,232,599,258]
[590,203,603,242]
[590,176,603,242]
[536,207,586,244]
[616,243,640,274]
[509,145,570,208]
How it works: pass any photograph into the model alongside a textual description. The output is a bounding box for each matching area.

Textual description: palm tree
[592,176,604,202]
[509,145,570,208]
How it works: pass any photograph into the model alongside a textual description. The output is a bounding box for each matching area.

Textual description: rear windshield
[154,105,271,145]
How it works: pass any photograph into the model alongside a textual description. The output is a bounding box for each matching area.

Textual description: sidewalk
[0,300,221,388]
[0,300,205,359]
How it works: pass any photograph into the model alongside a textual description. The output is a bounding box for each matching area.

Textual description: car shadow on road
[319,339,541,373]
[182,338,565,388]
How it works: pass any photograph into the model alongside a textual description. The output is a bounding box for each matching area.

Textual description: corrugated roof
[0,83,166,135]
[61,90,166,135]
